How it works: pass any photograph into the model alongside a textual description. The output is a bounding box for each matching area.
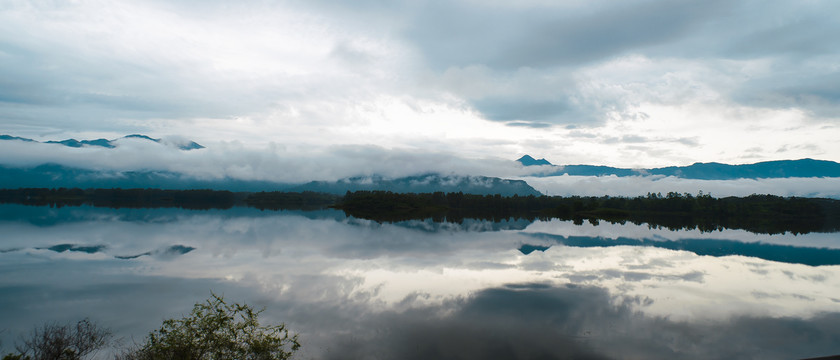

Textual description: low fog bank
[520,175,840,199]
[0,139,525,183]
[5,139,840,199]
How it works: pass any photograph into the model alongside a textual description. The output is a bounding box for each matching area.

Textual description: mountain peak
[123,134,160,142]
[517,155,552,166]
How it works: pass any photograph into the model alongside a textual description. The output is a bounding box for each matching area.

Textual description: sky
[2,0,840,169]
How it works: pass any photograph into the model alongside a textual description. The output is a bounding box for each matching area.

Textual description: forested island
[2,188,840,235]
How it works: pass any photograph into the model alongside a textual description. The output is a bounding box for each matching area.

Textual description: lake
[1,204,839,359]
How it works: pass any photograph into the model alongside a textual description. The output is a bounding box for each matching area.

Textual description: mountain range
[517,155,840,180]
[291,174,540,196]
[0,134,539,195]
[0,134,204,150]
[0,164,540,196]
[2,134,839,195]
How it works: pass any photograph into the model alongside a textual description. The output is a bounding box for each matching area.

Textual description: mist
[0,138,525,184]
[4,139,840,199]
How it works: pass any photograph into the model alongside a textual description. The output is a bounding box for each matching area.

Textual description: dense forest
[336,191,840,235]
[2,188,840,235]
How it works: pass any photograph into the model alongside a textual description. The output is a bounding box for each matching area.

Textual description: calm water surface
[1,204,839,359]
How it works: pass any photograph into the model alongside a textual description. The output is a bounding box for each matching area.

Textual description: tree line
[336,191,840,235]
[2,188,839,235]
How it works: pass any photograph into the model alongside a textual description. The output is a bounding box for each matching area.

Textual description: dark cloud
[676,137,700,147]
[473,98,569,122]
[405,0,729,70]
[505,121,553,128]
[722,12,840,58]
[399,0,840,127]
[731,71,840,117]
[603,135,651,144]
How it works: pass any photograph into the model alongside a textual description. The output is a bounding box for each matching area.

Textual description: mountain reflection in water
[522,233,840,266]
[1,205,839,359]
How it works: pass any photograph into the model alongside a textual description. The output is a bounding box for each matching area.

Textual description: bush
[120,293,299,360]
[3,318,111,360]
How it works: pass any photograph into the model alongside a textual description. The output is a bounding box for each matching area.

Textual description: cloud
[0,0,405,134]
[0,138,526,183]
[473,98,570,122]
[404,0,729,70]
[404,0,840,129]
[2,0,840,167]
[505,121,553,128]
[732,70,840,118]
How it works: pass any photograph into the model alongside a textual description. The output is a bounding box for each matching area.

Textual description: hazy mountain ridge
[0,134,204,150]
[292,174,540,196]
[0,134,538,194]
[518,155,840,179]
[0,164,539,196]
[0,164,289,192]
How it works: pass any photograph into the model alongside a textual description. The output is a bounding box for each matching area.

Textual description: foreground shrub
[120,293,299,360]
[3,318,111,360]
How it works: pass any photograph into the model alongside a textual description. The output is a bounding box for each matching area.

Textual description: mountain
[292,174,540,196]
[0,164,291,192]
[645,159,840,179]
[0,134,204,150]
[0,164,540,195]
[517,155,552,166]
[0,135,36,142]
[45,138,115,148]
[517,155,840,180]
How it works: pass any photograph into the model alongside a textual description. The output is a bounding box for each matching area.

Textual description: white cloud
[0,139,526,183]
[1,0,839,168]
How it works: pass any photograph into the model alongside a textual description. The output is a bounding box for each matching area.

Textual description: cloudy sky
[2,0,839,167]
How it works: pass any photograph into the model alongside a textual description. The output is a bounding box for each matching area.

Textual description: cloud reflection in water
[1,205,839,359]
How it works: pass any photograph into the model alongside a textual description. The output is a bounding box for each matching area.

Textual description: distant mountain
[0,135,36,142]
[0,164,291,192]
[45,138,115,148]
[518,155,840,179]
[0,134,204,150]
[645,159,840,179]
[517,155,552,166]
[0,164,539,195]
[293,174,540,196]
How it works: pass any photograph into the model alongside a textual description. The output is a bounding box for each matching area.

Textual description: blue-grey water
[1,204,839,359]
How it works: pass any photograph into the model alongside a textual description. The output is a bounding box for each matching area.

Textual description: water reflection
[1,205,839,359]
[522,233,840,266]
[315,283,840,360]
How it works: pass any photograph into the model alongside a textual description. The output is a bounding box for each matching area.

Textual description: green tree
[121,293,299,360]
